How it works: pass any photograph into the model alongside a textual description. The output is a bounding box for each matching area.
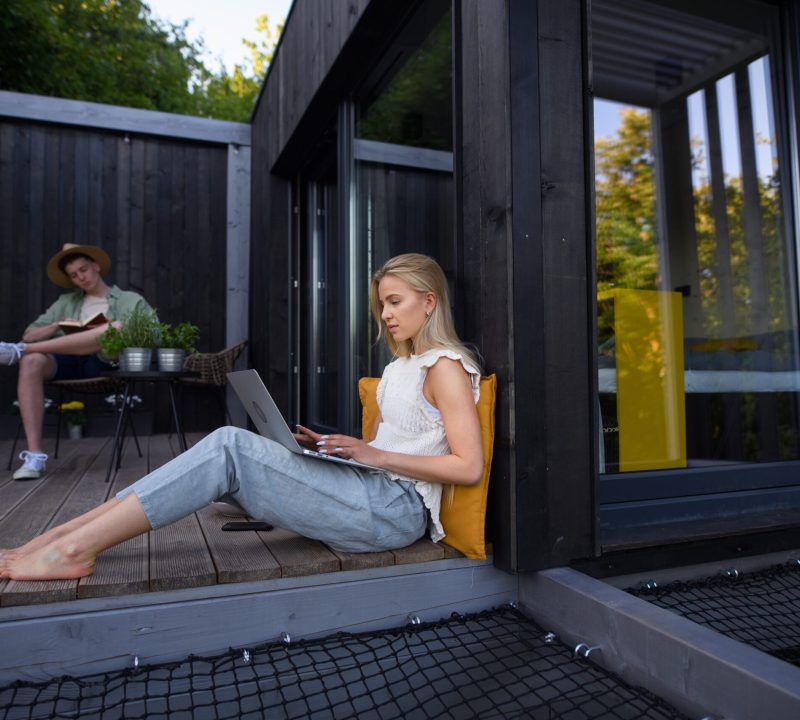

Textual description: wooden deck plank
[329,547,397,571]
[77,466,150,599]
[147,428,179,474]
[0,437,106,524]
[259,527,340,578]
[149,513,217,592]
[142,434,219,592]
[1,437,140,607]
[0,437,107,548]
[391,538,446,565]
[0,434,485,609]
[1,578,77,607]
[196,505,281,584]
[43,439,124,528]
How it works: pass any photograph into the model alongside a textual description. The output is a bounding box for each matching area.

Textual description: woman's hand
[293,424,320,449]
[296,424,384,466]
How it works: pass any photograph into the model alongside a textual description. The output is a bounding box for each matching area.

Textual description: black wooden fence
[0,111,235,437]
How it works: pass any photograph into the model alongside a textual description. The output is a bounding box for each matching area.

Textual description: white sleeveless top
[369,348,481,542]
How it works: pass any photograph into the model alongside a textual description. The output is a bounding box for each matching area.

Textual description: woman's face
[378,274,435,347]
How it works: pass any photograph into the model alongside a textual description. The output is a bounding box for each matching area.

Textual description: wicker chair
[6,376,140,470]
[181,341,248,424]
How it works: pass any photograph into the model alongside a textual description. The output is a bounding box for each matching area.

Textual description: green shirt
[25,285,155,337]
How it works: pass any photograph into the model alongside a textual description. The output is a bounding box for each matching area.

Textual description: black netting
[629,560,800,667]
[1,605,686,719]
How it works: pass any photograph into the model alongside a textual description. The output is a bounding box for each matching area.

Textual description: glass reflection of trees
[595,91,785,343]
[595,64,798,464]
[357,9,452,151]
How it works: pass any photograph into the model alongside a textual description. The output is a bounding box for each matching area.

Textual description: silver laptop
[227,369,381,471]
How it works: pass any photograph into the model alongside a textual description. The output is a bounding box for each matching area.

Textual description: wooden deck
[0,432,463,608]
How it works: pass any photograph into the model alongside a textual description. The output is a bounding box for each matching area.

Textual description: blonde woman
[1,254,483,581]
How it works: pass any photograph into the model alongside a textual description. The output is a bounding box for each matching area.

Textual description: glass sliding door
[295,1,455,437]
[345,0,455,432]
[302,179,339,434]
[591,0,800,531]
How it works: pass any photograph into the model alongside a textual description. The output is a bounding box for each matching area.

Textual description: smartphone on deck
[221,521,273,532]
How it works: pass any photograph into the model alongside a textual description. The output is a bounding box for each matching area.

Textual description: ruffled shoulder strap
[416,349,480,404]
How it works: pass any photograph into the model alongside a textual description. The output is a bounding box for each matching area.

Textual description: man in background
[0,243,154,480]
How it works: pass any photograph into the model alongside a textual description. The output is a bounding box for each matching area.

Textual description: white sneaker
[13,451,48,480]
[0,342,24,366]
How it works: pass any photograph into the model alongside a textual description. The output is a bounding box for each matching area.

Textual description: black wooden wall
[457,0,596,571]
[250,0,597,572]
[0,118,228,433]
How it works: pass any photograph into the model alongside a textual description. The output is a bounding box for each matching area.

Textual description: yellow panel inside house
[599,289,686,471]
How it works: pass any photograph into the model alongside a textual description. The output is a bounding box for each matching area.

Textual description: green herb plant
[98,306,161,359]
[158,322,200,354]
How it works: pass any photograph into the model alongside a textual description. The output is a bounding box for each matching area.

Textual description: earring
[425,311,431,318]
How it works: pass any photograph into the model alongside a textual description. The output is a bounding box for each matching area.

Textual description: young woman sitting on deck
[1,253,484,581]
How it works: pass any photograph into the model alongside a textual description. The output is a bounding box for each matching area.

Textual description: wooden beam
[0,91,251,146]
[0,558,515,684]
[226,144,251,428]
[520,567,800,719]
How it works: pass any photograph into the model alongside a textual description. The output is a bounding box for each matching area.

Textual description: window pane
[356,5,452,151]
[593,0,799,474]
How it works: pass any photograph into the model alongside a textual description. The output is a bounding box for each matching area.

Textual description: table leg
[168,381,188,452]
[105,381,131,483]
[126,407,143,458]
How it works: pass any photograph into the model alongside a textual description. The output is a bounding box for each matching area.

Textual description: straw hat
[46,244,111,288]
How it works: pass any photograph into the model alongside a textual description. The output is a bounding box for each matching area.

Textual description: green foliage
[595,105,786,342]
[99,306,161,357]
[97,325,125,360]
[158,321,199,353]
[595,108,658,296]
[193,14,282,122]
[0,2,282,122]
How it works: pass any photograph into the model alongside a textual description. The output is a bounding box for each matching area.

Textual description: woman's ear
[425,291,437,315]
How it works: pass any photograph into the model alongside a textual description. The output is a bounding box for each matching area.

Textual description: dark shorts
[51,354,115,381]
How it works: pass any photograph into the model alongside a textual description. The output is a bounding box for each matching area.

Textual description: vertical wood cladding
[458,0,595,571]
[0,120,227,432]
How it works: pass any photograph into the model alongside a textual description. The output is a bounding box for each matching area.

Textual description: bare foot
[0,549,23,570]
[2,543,95,581]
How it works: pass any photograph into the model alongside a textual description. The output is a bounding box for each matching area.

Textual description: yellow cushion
[358,373,496,560]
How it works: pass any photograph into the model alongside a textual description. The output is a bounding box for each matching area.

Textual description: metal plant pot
[119,347,153,372]
[157,348,186,372]
[68,424,83,440]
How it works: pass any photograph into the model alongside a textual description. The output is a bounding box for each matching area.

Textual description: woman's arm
[314,358,484,486]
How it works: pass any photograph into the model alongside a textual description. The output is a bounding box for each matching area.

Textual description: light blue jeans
[116,426,427,552]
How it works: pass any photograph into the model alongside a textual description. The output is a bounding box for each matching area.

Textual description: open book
[58,312,108,334]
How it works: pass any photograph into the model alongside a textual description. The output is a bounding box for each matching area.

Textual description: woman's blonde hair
[370,253,481,371]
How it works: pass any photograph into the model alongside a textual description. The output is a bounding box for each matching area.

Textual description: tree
[1,0,203,114]
[194,14,282,122]
[595,108,658,294]
[0,0,281,121]
[596,104,785,339]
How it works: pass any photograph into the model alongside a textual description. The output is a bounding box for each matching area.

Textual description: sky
[146,0,294,74]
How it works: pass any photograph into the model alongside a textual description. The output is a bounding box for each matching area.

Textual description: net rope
[1,605,686,719]
[629,560,800,667]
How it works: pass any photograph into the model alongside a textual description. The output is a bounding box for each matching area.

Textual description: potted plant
[157,321,200,372]
[60,400,87,439]
[99,306,161,371]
